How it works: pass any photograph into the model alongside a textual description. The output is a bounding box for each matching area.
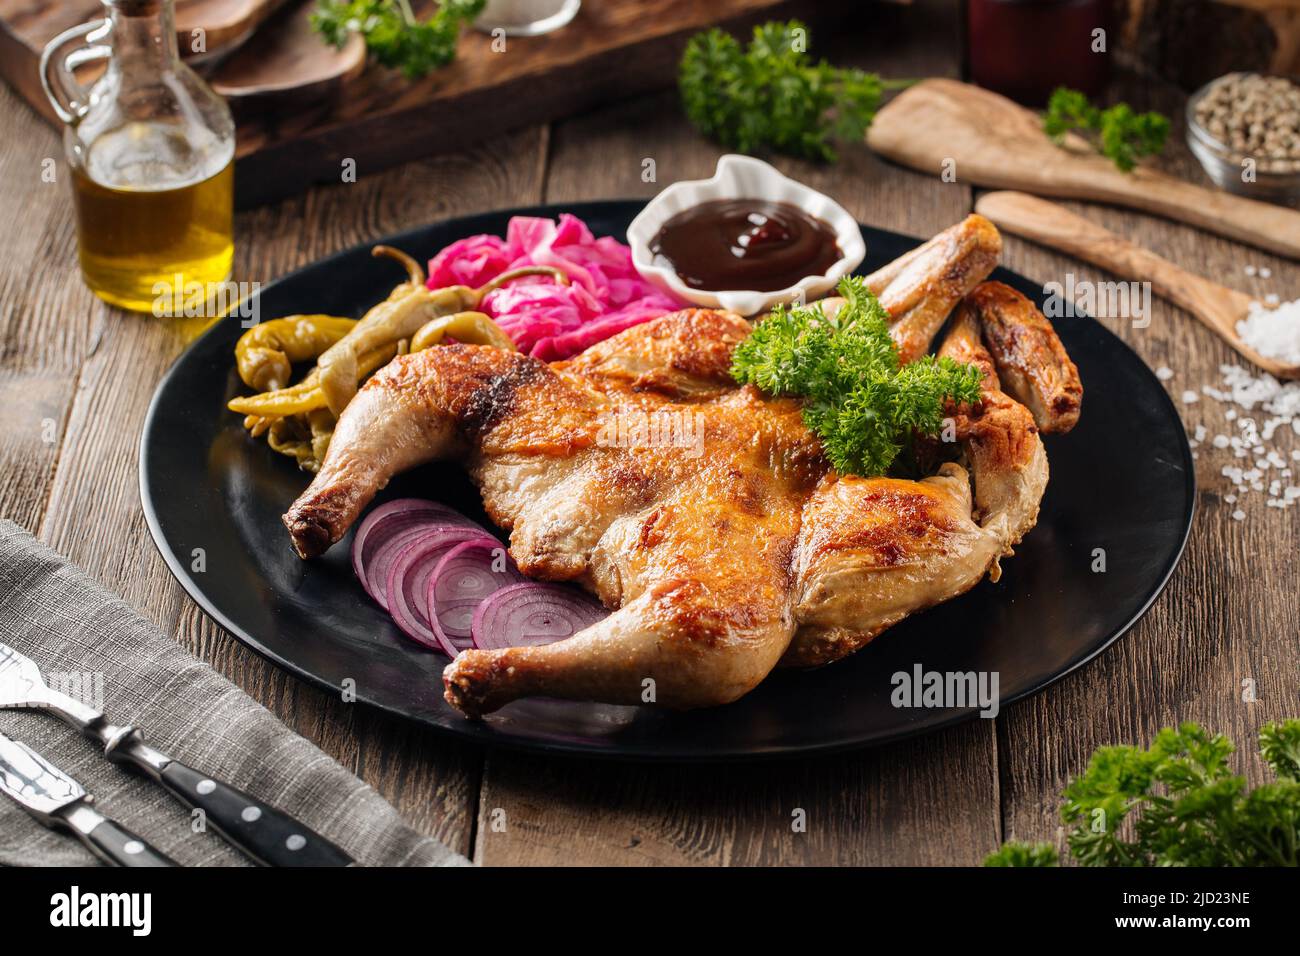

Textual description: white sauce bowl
[627,154,866,317]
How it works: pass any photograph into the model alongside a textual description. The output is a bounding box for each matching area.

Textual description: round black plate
[140,200,1194,760]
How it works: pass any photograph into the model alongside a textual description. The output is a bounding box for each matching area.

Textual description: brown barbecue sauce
[649,199,841,292]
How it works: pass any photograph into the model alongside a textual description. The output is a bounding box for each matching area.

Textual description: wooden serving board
[0,0,838,207]
[0,0,295,71]
[867,77,1300,260]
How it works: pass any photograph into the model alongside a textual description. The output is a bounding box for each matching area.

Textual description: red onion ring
[471,582,608,652]
[385,528,492,649]
[351,498,485,607]
[428,538,528,657]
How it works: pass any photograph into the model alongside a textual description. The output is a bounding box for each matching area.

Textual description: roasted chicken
[283,215,1082,716]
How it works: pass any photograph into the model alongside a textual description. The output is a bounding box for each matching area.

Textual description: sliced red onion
[385,529,491,649]
[428,539,528,657]
[351,498,486,607]
[471,582,608,652]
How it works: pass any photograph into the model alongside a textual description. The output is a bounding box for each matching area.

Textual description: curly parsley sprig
[985,719,1300,867]
[312,0,485,80]
[731,276,984,477]
[679,20,909,162]
[1043,87,1170,172]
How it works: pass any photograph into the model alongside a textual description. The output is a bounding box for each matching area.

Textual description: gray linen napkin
[0,520,468,867]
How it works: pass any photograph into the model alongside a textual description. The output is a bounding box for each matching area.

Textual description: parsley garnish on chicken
[731,276,984,477]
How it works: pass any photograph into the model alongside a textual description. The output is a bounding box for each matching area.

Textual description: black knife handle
[159,760,353,867]
[83,818,177,867]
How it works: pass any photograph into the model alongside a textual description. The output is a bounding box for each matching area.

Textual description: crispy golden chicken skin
[961,281,1082,433]
[282,217,1082,716]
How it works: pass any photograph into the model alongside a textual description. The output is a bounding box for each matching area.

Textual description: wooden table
[2,1,1295,865]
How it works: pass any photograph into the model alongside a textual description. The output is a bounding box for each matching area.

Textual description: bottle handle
[39,19,112,124]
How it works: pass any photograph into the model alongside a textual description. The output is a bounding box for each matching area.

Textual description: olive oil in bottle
[72,122,234,312]
[42,0,236,313]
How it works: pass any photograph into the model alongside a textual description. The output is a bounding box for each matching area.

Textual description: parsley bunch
[312,0,486,80]
[985,720,1300,867]
[679,20,901,162]
[1043,87,1170,172]
[731,276,984,477]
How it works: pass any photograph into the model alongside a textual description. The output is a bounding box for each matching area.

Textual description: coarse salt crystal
[1171,364,1299,520]
[1156,366,1174,381]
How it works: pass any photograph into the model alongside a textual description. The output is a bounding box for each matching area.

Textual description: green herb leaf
[1043,87,1170,172]
[679,20,895,162]
[312,0,485,80]
[983,842,1058,867]
[985,719,1300,867]
[731,276,983,477]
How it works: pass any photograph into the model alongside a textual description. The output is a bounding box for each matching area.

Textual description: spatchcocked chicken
[284,215,1082,717]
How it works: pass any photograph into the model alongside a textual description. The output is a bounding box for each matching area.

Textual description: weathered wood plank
[0,84,96,533]
[991,73,1300,855]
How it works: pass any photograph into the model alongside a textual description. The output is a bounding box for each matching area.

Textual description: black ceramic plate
[140,200,1194,760]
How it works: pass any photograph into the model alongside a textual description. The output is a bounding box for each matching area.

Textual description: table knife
[0,730,176,866]
[0,640,353,867]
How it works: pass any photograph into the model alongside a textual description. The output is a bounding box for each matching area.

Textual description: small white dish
[627,154,866,317]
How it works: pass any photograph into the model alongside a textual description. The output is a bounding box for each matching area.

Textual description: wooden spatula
[868,78,1300,261]
[974,191,1299,380]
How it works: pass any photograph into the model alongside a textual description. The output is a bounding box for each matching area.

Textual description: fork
[0,640,353,866]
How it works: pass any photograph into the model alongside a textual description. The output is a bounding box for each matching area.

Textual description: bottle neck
[106,0,179,70]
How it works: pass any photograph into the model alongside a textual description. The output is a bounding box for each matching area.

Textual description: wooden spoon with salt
[975,191,1300,381]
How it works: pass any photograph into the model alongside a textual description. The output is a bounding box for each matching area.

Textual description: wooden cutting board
[867,77,1300,260]
[0,0,294,70]
[0,0,830,207]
